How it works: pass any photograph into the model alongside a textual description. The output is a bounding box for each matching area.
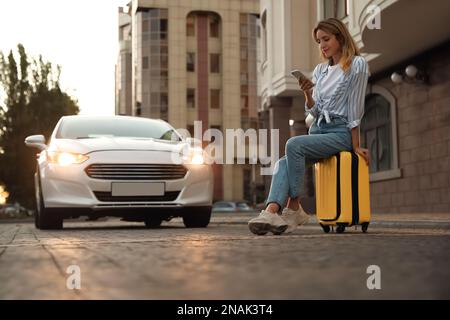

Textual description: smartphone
[291,69,314,86]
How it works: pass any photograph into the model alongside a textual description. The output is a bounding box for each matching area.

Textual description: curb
[211,216,450,230]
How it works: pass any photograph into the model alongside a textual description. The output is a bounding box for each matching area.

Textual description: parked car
[0,203,32,218]
[25,115,213,230]
[212,201,255,213]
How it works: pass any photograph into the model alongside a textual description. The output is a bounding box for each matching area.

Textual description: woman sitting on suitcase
[248,18,370,235]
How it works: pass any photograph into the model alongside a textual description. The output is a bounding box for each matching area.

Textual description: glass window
[151,45,159,54]
[240,25,248,38]
[56,116,181,141]
[151,92,159,105]
[241,96,248,109]
[142,20,149,32]
[160,45,168,55]
[236,202,250,210]
[160,55,168,69]
[160,93,168,113]
[323,0,347,19]
[150,55,159,68]
[210,89,220,109]
[240,46,248,59]
[187,15,195,36]
[187,52,195,72]
[149,9,158,18]
[151,19,159,32]
[361,94,392,173]
[160,19,168,33]
[210,15,220,38]
[142,56,149,69]
[240,73,248,83]
[210,54,220,73]
[187,89,195,108]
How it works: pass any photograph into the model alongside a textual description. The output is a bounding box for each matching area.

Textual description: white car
[25,115,213,230]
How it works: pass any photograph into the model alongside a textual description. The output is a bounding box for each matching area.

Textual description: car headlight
[181,147,205,165]
[190,153,205,165]
[46,151,89,166]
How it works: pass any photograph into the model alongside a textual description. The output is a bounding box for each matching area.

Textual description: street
[0,213,449,299]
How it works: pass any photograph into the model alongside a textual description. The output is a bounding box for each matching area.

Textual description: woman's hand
[298,79,314,95]
[354,147,370,166]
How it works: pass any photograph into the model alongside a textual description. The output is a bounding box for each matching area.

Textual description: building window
[143,20,149,32]
[160,19,168,33]
[160,93,168,113]
[210,15,220,38]
[241,96,249,109]
[187,89,195,109]
[143,56,149,69]
[210,54,220,73]
[187,15,195,37]
[362,94,392,173]
[323,0,348,19]
[187,52,195,72]
[361,85,401,182]
[210,89,220,109]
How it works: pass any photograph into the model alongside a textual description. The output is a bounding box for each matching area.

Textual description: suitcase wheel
[320,223,330,233]
[336,224,346,234]
[361,222,369,233]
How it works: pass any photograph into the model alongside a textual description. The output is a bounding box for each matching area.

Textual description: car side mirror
[25,135,47,151]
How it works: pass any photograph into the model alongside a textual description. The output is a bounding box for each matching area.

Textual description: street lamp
[391,64,428,85]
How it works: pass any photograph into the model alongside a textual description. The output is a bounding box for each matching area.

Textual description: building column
[268,97,292,157]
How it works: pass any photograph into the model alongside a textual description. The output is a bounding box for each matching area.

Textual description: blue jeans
[265,117,353,209]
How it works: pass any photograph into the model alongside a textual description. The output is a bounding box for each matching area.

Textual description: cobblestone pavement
[0,214,449,299]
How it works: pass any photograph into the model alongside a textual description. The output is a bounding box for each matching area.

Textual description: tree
[0,44,79,208]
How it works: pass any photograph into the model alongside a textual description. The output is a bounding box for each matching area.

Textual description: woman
[248,18,370,235]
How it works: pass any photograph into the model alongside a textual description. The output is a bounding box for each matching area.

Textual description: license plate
[111,182,165,196]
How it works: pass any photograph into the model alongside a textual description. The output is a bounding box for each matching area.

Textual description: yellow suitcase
[315,151,371,233]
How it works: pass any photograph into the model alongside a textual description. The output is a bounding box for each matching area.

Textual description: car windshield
[214,202,233,208]
[236,203,250,209]
[56,117,182,141]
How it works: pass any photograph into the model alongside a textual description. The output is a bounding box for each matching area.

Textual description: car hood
[50,137,187,154]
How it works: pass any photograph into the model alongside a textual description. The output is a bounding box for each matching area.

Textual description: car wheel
[144,218,162,229]
[35,175,63,230]
[183,207,211,228]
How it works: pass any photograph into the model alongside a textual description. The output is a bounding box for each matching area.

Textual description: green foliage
[0,44,79,208]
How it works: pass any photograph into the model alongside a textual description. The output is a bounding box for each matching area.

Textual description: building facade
[115,0,263,203]
[116,7,133,116]
[259,0,450,213]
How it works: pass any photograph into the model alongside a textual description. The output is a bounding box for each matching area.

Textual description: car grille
[93,191,180,202]
[85,164,188,180]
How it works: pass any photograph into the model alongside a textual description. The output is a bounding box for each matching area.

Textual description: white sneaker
[248,210,288,235]
[281,205,310,233]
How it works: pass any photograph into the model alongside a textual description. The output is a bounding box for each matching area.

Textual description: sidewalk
[211,211,450,230]
[2,212,450,230]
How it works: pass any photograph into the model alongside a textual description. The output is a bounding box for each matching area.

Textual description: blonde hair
[313,18,360,73]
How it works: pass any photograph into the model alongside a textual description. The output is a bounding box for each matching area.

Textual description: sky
[0,0,130,115]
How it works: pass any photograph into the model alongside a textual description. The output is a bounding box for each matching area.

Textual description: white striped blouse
[305,55,370,129]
